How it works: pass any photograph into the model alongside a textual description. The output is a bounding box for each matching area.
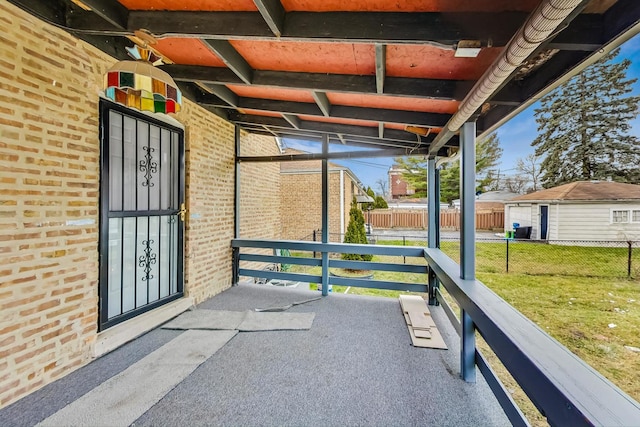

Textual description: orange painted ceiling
[280,0,541,12]
[119,0,540,13]
[155,39,226,67]
[230,41,376,75]
[62,0,628,153]
[326,93,459,115]
[385,45,502,80]
[118,0,258,11]
[297,115,379,128]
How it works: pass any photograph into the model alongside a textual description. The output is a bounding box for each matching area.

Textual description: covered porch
[1,0,640,425]
[1,284,509,426]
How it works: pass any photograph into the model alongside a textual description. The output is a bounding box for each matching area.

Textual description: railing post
[313,229,317,258]
[628,241,632,277]
[233,126,240,287]
[427,156,439,305]
[234,126,240,240]
[232,247,239,286]
[321,135,330,296]
[506,238,509,273]
[460,121,476,383]
[403,236,406,264]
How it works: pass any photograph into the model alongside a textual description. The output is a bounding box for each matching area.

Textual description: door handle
[177,203,187,222]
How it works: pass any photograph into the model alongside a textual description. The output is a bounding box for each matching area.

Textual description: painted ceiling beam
[236,120,457,155]
[80,0,129,29]
[238,126,444,153]
[238,147,432,162]
[228,112,460,147]
[65,9,603,50]
[312,92,332,117]
[481,50,592,131]
[478,0,640,131]
[201,40,253,84]
[197,95,451,128]
[282,114,301,129]
[237,124,436,151]
[178,82,229,120]
[375,44,386,94]
[228,112,419,143]
[261,125,279,137]
[253,0,285,37]
[201,83,239,107]
[162,65,472,102]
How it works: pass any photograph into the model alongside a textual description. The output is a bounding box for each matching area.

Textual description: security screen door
[99,100,185,330]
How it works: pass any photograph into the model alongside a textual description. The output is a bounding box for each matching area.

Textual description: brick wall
[0,1,106,406]
[280,170,357,242]
[390,169,414,199]
[239,132,281,239]
[0,0,280,407]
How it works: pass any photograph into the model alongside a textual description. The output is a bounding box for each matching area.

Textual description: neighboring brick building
[389,164,415,199]
[0,1,281,406]
[280,149,368,242]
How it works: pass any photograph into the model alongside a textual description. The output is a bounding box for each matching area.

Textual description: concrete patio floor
[1,284,509,426]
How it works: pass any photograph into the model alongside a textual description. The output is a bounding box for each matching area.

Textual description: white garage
[504,181,640,241]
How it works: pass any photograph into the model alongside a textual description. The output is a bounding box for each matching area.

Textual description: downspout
[428,0,587,155]
[340,170,345,237]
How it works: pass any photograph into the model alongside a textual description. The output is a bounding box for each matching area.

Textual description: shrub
[342,197,372,261]
[373,195,388,209]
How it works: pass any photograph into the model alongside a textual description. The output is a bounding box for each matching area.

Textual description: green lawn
[286,242,640,424]
[381,239,638,278]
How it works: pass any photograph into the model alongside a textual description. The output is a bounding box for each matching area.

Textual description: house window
[632,210,640,222]
[612,210,629,223]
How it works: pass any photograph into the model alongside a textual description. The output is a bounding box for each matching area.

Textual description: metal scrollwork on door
[138,239,157,282]
[139,146,158,187]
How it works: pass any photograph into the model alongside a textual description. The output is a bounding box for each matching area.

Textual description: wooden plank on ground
[408,310,436,330]
[414,328,432,339]
[400,295,436,329]
[407,322,447,349]
[399,295,448,350]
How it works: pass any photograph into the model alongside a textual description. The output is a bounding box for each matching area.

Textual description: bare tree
[516,154,543,192]
[503,175,529,194]
[376,178,388,198]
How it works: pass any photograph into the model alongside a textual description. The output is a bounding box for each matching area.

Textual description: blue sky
[283,33,640,193]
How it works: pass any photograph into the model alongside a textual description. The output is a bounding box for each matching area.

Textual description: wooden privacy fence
[366,209,504,230]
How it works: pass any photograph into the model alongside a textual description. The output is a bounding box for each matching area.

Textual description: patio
[0,284,508,426]
[2,0,640,423]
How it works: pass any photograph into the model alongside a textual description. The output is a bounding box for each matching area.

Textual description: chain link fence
[307,230,640,278]
[439,238,640,278]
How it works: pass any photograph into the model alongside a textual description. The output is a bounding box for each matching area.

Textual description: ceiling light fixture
[103,40,182,114]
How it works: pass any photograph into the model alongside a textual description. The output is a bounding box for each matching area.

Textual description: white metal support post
[460,121,477,382]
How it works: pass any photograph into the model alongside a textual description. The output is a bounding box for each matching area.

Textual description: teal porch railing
[231,239,640,427]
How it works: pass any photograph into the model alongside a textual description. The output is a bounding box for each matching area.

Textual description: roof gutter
[428,0,586,156]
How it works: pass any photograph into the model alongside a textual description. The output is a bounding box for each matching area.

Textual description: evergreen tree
[342,197,372,261]
[362,186,375,210]
[532,48,640,188]
[373,195,388,209]
[394,133,503,203]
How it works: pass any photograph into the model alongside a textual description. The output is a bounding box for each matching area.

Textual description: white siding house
[504,181,640,241]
